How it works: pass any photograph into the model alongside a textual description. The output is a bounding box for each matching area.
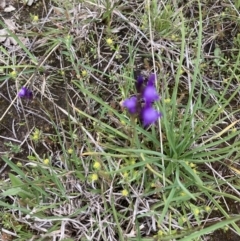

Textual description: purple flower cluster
[18,87,33,99]
[122,73,162,126]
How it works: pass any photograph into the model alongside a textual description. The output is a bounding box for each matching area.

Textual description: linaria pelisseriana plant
[1,0,240,240]
[122,73,162,126]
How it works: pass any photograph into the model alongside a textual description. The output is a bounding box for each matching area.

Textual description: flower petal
[147,73,156,86]
[123,96,138,114]
[135,74,145,92]
[142,85,160,104]
[141,106,162,126]
[18,87,33,99]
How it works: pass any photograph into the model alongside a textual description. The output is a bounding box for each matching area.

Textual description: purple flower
[147,73,156,86]
[122,73,162,127]
[135,74,144,92]
[122,96,138,114]
[18,87,33,99]
[141,105,162,126]
[142,85,160,104]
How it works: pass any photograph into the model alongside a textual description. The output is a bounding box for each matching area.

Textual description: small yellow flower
[164,98,171,104]
[193,208,200,216]
[129,158,135,165]
[157,230,163,236]
[91,173,98,181]
[123,172,128,179]
[32,134,39,141]
[10,71,17,78]
[43,158,50,165]
[223,226,229,232]
[93,161,101,170]
[32,15,39,22]
[150,182,156,188]
[120,120,126,125]
[190,162,196,168]
[81,70,87,77]
[31,128,41,141]
[67,148,74,154]
[17,162,22,167]
[180,68,185,75]
[200,63,206,68]
[223,78,229,83]
[121,189,129,197]
[106,38,113,46]
[232,128,237,133]
[205,206,211,213]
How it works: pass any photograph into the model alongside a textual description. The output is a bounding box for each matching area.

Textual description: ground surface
[1,0,240,241]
